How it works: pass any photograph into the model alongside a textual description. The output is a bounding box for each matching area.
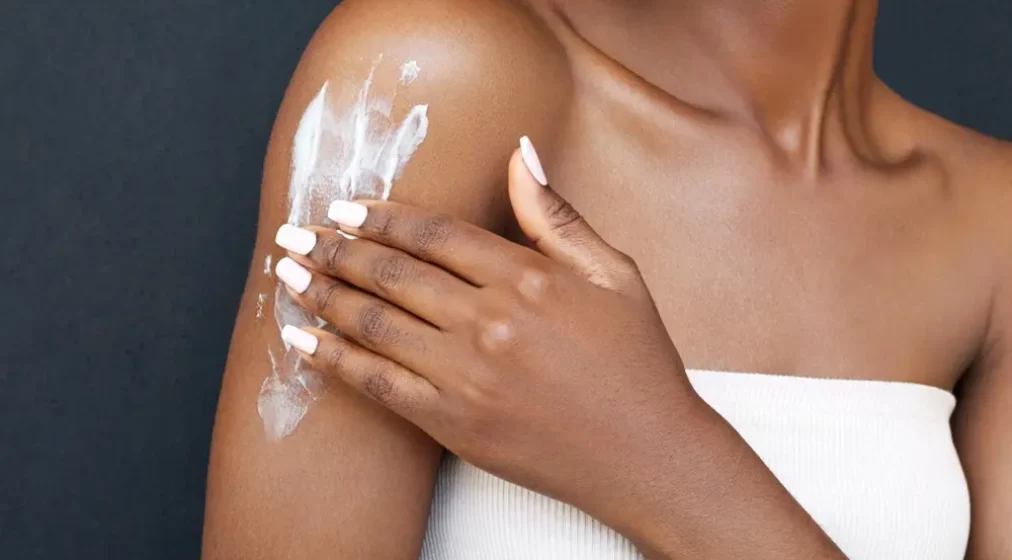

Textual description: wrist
[601,395,715,557]
[597,397,843,559]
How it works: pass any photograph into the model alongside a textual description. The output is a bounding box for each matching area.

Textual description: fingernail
[328,200,368,228]
[520,136,548,186]
[282,325,319,355]
[275,257,312,294]
[275,224,317,255]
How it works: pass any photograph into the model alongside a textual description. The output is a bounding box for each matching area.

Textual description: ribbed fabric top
[419,370,970,559]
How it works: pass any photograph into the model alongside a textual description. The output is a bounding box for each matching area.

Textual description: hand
[273,138,699,534]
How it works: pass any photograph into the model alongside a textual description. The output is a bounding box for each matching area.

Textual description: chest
[544,102,987,388]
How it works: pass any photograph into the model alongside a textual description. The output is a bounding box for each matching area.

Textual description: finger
[276,225,476,330]
[281,325,437,421]
[510,136,641,292]
[275,257,443,377]
[325,198,526,287]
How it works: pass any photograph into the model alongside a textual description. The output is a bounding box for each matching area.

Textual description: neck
[559,0,881,165]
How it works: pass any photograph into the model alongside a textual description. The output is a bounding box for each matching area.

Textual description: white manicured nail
[328,200,368,228]
[282,325,319,355]
[275,224,317,255]
[520,136,548,186]
[275,257,312,294]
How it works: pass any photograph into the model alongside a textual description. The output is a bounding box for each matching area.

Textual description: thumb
[509,136,639,291]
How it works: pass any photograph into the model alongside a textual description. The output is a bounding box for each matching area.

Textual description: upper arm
[203,1,569,558]
[955,310,1012,559]
[953,146,1012,559]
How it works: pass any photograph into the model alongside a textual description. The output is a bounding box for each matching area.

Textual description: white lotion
[257,349,310,441]
[399,60,420,85]
[255,293,267,320]
[258,59,429,440]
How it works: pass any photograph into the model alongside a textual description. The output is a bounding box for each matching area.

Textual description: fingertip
[519,136,549,186]
[276,257,312,294]
[281,325,320,355]
[327,200,368,229]
[275,224,317,256]
[509,147,552,244]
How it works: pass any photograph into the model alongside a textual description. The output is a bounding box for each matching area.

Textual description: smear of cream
[263,254,273,279]
[257,59,429,440]
[257,349,310,442]
[255,293,267,320]
[399,60,420,86]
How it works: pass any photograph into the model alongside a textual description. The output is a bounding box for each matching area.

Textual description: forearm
[612,396,844,559]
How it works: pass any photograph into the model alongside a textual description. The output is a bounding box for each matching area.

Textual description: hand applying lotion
[275,138,845,559]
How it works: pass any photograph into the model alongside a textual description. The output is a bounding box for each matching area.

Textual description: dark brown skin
[203,0,1012,558]
[278,156,845,558]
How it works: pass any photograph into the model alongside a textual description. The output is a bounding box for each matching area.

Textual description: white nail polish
[282,325,319,355]
[520,136,548,186]
[328,200,369,228]
[275,224,317,255]
[275,257,312,294]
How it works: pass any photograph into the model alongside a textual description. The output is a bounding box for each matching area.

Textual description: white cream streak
[400,60,420,85]
[258,59,429,440]
[255,293,267,320]
[257,349,310,442]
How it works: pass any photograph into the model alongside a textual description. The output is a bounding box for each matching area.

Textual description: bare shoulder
[883,88,1012,242]
[895,95,1012,197]
[269,0,572,228]
[306,0,569,107]
[945,128,1012,253]
[931,119,1012,199]
[876,87,1012,358]
[205,3,570,558]
[912,105,1012,357]
[938,111,1012,560]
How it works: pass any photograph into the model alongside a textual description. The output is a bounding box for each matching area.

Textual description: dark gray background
[1,1,1009,558]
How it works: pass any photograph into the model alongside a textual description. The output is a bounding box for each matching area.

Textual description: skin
[276,159,845,558]
[204,0,1012,557]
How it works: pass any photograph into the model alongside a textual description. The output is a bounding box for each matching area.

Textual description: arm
[954,223,1012,558]
[202,1,568,557]
[957,348,1012,559]
[272,153,845,559]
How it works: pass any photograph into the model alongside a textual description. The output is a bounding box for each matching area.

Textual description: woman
[203,0,1012,557]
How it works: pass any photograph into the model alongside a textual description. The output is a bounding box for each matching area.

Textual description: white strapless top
[419,370,970,559]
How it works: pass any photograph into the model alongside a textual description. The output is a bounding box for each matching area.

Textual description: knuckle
[316,234,349,272]
[476,316,520,355]
[579,248,644,293]
[411,214,452,258]
[370,255,411,296]
[370,208,397,243]
[610,250,646,291]
[543,197,583,232]
[357,303,394,345]
[362,365,398,405]
[614,250,640,274]
[321,341,349,370]
[459,381,486,407]
[310,281,344,314]
[515,265,553,304]
[390,388,420,416]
